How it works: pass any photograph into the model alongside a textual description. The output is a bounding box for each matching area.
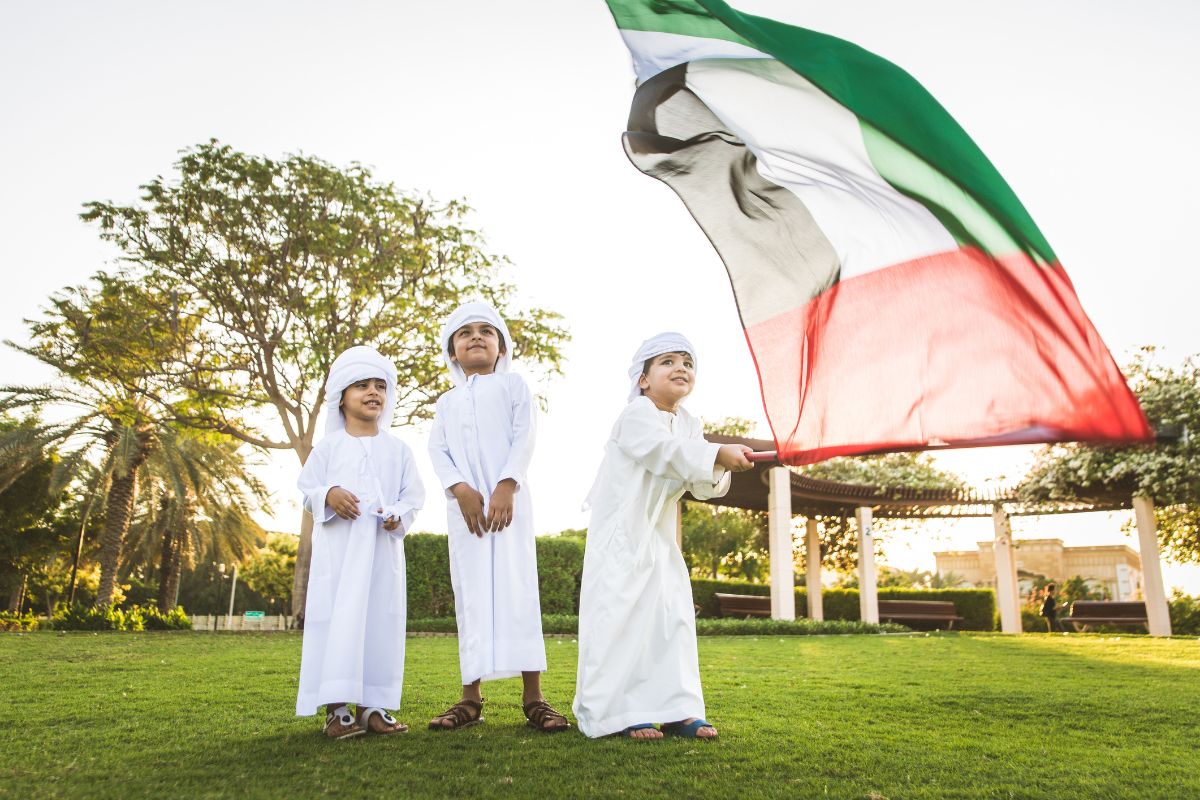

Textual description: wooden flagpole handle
[746,450,778,463]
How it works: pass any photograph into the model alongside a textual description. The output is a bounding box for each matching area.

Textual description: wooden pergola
[693,435,1173,635]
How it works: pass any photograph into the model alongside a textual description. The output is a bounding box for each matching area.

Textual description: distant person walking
[1041,584,1062,632]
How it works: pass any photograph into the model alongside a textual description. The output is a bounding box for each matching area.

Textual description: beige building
[935,538,1142,600]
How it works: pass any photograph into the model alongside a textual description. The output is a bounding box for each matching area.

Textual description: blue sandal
[661,719,716,738]
[620,723,659,738]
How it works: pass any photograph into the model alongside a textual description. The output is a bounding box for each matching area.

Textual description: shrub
[404,534,456,618]
[535,538,585,614]
[405,533,586,617]
[405,614,908,636]
[694,582,996,631]
[1169,592,1200,636]
[50,604,192,631]
[0,611,39,632]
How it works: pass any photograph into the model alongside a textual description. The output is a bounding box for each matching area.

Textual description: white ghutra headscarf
[323,346,399,435]
[627,332,697,402]
[439,301,514,387]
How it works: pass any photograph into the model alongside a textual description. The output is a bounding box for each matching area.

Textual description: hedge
[407,614,909,636]
[406,534,995,630]
[692,579,996,631]
[405,534,583,618]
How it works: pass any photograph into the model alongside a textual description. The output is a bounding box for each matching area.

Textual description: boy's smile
[341,378,387,425]
[639,351,695,412]
[450,322,504,376]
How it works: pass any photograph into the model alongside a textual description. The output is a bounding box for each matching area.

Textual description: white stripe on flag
[685,58,956,280]
[619,28,768,85]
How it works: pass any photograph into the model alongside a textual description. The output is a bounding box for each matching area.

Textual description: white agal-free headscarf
[323,345,399,435]
[439,301,514,387]
[627,332,697,402]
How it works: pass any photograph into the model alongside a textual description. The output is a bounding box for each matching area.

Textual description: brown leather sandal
[523,699,571,732]
[323,704,366,740]
[428,698,485,731]
[358,707,409,735]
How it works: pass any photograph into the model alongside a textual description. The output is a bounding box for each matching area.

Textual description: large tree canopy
[81,141,570,615]
[1019,350,1200,563]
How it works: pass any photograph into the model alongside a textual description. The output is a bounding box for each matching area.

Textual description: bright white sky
[3,1,1198,592]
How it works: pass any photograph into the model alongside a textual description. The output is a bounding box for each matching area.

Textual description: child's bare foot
[621,724,662,740]
[522,699,570,732]
[428,698,484,730]
[662,718,717,739]
[323,704,366,740]
[357,706,408,735]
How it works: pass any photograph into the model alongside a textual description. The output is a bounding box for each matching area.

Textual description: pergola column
[767,466,796,620]
[856,506,879,624]
[1133,495,1172,637]
[806,518,823,620]
[991,505,1022,634]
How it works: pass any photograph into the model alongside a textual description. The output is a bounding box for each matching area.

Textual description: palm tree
[120,427,269,610]
[1,274,202,606]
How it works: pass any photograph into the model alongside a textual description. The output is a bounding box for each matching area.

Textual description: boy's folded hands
[327,486,361,520]
[451,480,517,536]
[486,479,517,533]
[451,483,488,537]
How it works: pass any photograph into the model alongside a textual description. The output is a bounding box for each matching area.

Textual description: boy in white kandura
[573,333,753,739]
[427,301,569,733]
[296,346,425,740]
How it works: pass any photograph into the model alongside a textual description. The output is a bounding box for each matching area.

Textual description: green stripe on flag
[605,0,753,48]
[695,0,1055,264]
[860,122,1040,263]
[607,0,1057,264]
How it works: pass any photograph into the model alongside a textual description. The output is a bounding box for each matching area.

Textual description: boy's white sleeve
[428,400,469,498]
[497,375,536,491]
[297,443,337,523]
[686,415,731,500]
[380,442,426,538]
[615,400,721,484]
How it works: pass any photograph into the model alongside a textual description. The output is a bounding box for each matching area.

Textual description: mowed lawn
[2,632,1198,800]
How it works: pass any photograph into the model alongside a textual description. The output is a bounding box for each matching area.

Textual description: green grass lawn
[2,632,1197,800]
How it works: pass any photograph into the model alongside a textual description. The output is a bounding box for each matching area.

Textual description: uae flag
[606,0,1152,464]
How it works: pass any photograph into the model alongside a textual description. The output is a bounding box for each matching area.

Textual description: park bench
[715,593,772,618]
[1062,600,1148,632]
[877,600,963,630]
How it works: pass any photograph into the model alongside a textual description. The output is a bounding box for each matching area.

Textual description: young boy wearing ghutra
[573,333,754,740]
[427,301,570,733]
[295,346,425,739]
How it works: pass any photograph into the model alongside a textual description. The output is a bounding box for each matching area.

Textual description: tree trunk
[95,469,139,607]
[6,574,25,613]
[157,526,181,611]
[291,510,313,625]
[290,440,315,626]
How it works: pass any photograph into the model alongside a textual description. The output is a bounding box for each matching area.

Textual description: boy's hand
[381,515,401,532]
[450,483,487,537]
[716,444,755,473]
[326,487,361,520]
[486,479,517,532]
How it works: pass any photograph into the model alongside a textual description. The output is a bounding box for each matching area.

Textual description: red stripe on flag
[744,247,1152,465]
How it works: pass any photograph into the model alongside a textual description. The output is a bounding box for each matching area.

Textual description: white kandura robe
[573,397,730,738]
[295,431,424,715]
[429,370,547,684]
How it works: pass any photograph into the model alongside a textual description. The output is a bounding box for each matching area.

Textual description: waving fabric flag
[605,0,1152,464]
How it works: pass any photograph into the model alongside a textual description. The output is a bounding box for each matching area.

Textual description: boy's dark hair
[1045,583,1056,592]
[447,326,507,359]
[641,351,694,377]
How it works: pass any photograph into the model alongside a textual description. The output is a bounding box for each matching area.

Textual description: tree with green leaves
[239,533,298,613]
[801,453,966,573]
[1,275,195,606]
[81,141,570,614]
[1019,349,1200,563]
[121,427,268,610]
